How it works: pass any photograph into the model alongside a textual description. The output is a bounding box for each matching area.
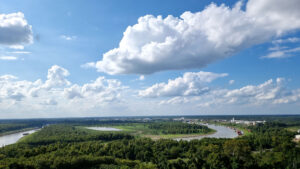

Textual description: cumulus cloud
[159,78,300,107]
[0,66,124,105]
[246,0,300,33]
[86,0,300,74]
[0,12,33,47]
[139,71,227,97]
[222,78,289,105]
[64,77,124,102]
[43,65,71,89]
[0,75,41,101]
[0,75,18,81]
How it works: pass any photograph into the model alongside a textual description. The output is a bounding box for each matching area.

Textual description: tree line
[0,122,299,168]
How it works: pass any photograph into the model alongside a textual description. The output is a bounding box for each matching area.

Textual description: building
[173,117,185,121]
[295,135,300,140]
[230,117,265,126]
[231,117,235,123]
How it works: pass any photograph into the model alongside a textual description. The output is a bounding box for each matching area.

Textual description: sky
[0,0,300,118]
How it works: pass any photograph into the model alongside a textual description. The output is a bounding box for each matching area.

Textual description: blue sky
[0,0,300,118]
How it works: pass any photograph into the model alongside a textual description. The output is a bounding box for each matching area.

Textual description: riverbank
[209,121,252,136]
[142,129,217,140]
[85,122,216,140]
[0,127,40,137]
[0,129,39,147]
[176,123,239,141]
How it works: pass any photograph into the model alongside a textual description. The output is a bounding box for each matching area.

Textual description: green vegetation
[0,116,299,168]
[148,122,211,134]
[0,122,43,136]
[286,126,300,132]
[93,122,215,139]
[211,122,252,136]
[20,125,133,145]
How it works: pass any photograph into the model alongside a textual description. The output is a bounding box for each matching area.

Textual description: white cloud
[265,35,300,59]
[81,62,96,69]
[60,35,77,41]
[0,75,40,101]
[139,75,145,81]
[9,45,24,50]
[64,77,124,103]
[268,46,288,51]
[0,75,18,81]
[229,80,235,85]
[41,99,58,106]
[43,65,71,89]
[159,78,300,107]
[86,0,300,75]
[0,12,33,46]
[272,37,300,44]
[9,51,31,54]
[262,46,300,59]
[0,66,124,107]
[139,71,227,97]
[159,96,189,105]
[0,56,17,60]
[246,0,300,34]
[223,78,285,104]
[64,84,83,99]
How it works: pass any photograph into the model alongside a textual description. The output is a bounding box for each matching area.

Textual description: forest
[147,122,212,134]
[0,116,299,169]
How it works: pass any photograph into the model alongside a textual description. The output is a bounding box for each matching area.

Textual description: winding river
[0,129,39,147]
[176,123,238,141]
[0,124,237,147]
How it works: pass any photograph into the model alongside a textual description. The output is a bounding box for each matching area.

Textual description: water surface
[176,123,238,141]
[0,129,39,147]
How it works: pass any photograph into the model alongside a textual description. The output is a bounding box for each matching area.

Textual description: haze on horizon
[0,0,300,118]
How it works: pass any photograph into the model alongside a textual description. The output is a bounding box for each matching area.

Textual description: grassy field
[84,123,216,140]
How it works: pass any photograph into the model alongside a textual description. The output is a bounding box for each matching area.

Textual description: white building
[231,118,235,123]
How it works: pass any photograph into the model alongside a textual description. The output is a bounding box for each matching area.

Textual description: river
[0,129,39,147]
[0,124,236,147]
[176,123,238,141]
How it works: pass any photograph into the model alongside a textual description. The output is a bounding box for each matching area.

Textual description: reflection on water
[0,129,39,147]
[86,127,122,131]
[176,123,238,141]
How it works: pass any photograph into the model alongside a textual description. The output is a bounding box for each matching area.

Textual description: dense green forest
[0,122,43,135]
[0,116,299,169]
[147,122,212,134]
[97,122,214,137]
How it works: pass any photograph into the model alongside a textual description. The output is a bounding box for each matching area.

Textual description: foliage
[147,122,212,134]
[0,120,299,169]
[20,125,133,145]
